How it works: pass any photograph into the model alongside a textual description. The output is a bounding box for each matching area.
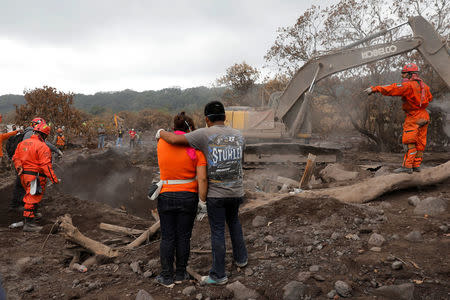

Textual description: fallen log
[58,214,119,258]
[186,266,203,282]
[99,223,145,236]
[314,161,450,203]
[124,221,160,250]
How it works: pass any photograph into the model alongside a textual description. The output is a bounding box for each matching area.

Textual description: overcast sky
[0,0,332,95]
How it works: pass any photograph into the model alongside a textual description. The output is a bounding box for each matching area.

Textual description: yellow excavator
[225,16,450,164]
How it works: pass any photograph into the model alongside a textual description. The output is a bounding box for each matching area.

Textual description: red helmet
[402,63,419,73]
[34,123,51,136]
[31,117,46,127]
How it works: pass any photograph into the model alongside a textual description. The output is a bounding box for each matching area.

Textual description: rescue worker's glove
[364,87,374,95]
[155,129,165,140]
[57,149,63,157]
[196,200,207,221]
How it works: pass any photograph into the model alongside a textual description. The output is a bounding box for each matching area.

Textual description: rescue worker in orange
[13,122,59,232]
[365,63,432,173]
[54,128,66,151]
[0,127,22,168]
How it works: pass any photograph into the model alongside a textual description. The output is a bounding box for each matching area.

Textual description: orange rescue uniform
[371,79,432,168]
[0,130,19,157]
[56,134,66,148]
[12,135,58,219]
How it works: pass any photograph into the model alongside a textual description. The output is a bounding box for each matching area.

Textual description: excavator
[225,16,450,164]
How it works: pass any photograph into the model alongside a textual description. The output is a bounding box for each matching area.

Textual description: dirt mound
[57,149,157,218]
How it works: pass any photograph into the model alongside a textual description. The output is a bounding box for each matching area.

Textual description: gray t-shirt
[185,125,244,198]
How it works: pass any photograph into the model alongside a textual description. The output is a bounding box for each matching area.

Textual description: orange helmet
[57,128,63,133]
[401,63,419,73]
[34,122,51,136]
[31,117,46,127]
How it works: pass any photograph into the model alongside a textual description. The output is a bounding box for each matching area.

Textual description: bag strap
[162,178,196,185]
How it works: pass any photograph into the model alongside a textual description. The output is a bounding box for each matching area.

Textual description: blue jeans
[157,192,198,279]
[0,274,6,300]
[98,135,105,148]
[116,137,123,146]
[207,197,248,280]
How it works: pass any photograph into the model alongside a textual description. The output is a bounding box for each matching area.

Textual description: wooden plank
[99,223,145,236]
[245,153,336,163]
[299,153,317,189]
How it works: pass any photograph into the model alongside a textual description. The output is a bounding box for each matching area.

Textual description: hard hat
[57,128,63,133]
[132,128,134,131]
[34,122,51,136]
[402,63,419,73]
[31,117,46,127]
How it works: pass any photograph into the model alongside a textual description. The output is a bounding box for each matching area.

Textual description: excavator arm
[277,16,450,137]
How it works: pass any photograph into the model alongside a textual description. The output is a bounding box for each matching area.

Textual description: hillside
[0,86,226,115]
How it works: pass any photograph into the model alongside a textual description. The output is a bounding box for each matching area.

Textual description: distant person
[116,127,124,147]
[98,124,106,149]
[154,112,207,288]
[13,122,59,232]
[157,101,248,285]
[129,128,137,149]
[53,128,66,151]
[136,130,143,147]
[365,63,432,173]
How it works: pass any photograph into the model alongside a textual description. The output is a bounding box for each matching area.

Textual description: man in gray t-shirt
[158,101,248,285]
[185,125,244,198]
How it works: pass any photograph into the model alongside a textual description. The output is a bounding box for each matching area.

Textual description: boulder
[135,289,154,300]
[334,280,352,297]
[372,283,414,300]
[252,216,267,228]
[413,197,447,216]
[405,231,423,242]
[407,195,421,207]
[368,233,386,247]
[320,164,358,183]
[182,286,196,296]
[225,280,259,300]
[282,281,306,300]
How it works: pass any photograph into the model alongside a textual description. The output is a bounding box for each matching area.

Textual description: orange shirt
[372,80,432,113]
[0,130,18,157]
[157,137,206,194]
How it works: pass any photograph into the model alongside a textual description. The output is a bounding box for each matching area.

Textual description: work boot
[393,167,413,174]
[413,166,421,172]
[23,219,43,232]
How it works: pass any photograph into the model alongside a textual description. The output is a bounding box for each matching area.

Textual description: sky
[0,0,332,95]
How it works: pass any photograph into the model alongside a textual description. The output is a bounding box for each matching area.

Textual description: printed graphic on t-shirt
[207,134,243,184]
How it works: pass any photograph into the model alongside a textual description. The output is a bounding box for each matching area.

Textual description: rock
[372,283,414,300]
[368,233,386,247]
[345,233,360,240]
[297,271,311,282]
[380,202,392,209]
[282,281,306,300]
[245,268,254,276]
[130,261,142,274]
[391,261,403,270]
[225,280,259,300]
[327,290,337,299]
[414,197,447,216]
[405,230,423,242]
[182,286,196,296]
[279,184,289,193]
[316,244,323,250]
[330,232,340,240]
[309,265,320,272]
[22,284,34,293]
[195,293,203,300]
[334,280,352,298]
[285,247,295,255]
[370,247,381,252]
[408,195,421,207]
[263,235,275,243]
[320,164,358,182]
[354,217,363,225]
[313,274,325,281]
[16,257,32,272]
[252,216,267,228]
[391,234,400,240]
[143,270,153,278]
[147,259,158,269]
[135,289,154,300]
[305,246,313,253]
[439,225,448,233]
[276,176,299,187]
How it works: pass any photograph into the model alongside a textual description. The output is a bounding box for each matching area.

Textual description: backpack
[6,132,25,159]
